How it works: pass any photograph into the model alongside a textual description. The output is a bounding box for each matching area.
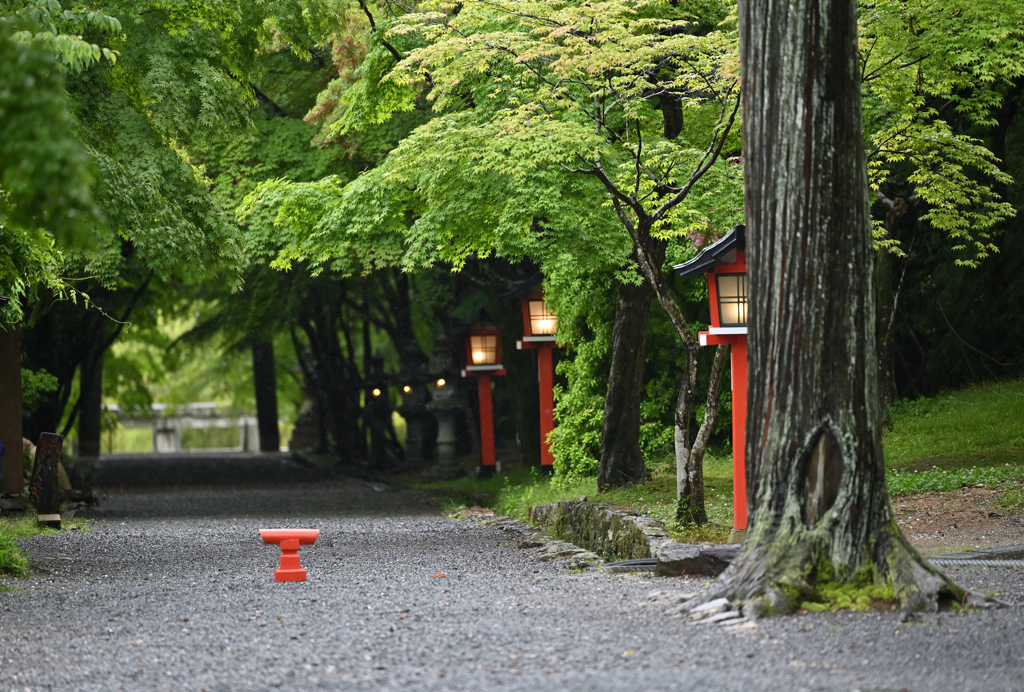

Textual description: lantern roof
[500,273,543,303]
[672,225,746,279]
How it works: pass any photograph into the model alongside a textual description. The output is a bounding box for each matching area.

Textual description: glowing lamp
[672,224,749,540]
[715,273,748,327]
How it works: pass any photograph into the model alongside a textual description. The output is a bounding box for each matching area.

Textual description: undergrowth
[0,509,54,577]
[425,378,1024,545]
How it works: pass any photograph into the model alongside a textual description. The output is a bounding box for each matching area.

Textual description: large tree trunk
[76,348,103,458]
[252,337,281,452]
[700,0,964,616]
[597,277,654,490]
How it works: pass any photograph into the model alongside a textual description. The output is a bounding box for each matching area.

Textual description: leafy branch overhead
[861,0,1023,266]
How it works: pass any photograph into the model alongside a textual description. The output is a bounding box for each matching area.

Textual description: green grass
[424,377,1024,544]
[0,508,89,578]
[883,378,1024,471]
[0,509,53,577]
[422,452,736,544]
[883,377,1024,506]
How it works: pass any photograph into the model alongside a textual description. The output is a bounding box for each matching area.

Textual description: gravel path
[2,478,1023,691]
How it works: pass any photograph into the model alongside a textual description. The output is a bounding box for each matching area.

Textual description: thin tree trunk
[76,348,103,459]
[0,325,24,494]
[698,0,966,615]
[677,344,728,525]
[252,337,281,452]
[875,196,917,426]
[597,277,654,490]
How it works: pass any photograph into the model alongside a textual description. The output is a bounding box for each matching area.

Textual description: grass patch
[0,507,87,578]
[423,378,1024,544]
[883,377,1024,506]
[0,509,55,577]
[422,452,736,544]
[883,378,1024,471]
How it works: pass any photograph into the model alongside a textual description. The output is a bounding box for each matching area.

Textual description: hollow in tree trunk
[703,0,967,615]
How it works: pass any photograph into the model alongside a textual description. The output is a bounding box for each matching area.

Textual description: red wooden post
[537,345,555,469]
[730,340,748,532]
[477,374,496,469]
[259,529,319,582]
[675,225,749,542]
[463,324,504,475]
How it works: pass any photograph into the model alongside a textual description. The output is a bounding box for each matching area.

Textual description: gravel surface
[2,478,1023,691]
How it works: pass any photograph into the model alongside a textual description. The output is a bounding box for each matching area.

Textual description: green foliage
[801,583,897,613]
[861,0,1023,265]
[21,366,58,409]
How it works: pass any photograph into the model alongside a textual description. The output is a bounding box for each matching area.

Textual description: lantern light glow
[403,385,411,393]
[372,388,381,397]
[527,300,557,336]
[469,334,499,365]
[715,273,747,326]
[436,378,446,388]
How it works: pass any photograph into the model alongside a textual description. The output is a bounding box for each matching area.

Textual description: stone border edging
[527,499,675,562]
[526,499,739,576]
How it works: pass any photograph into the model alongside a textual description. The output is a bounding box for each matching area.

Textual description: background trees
[3,1,1022,524]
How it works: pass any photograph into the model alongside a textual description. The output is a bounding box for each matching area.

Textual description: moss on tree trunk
[700,0,968,616]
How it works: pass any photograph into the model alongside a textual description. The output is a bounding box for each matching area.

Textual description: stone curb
[526,499,740,577]
[527,499,675,562]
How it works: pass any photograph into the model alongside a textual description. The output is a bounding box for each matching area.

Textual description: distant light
[372,388,381,397]
[436,378,446,388]
[403,385,412,393]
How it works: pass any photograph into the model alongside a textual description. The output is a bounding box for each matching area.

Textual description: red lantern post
[515,294,558,472]
[461,324,504,476]
[674,226,749,542]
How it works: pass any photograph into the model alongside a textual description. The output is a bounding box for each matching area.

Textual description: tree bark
[677,344,728,525]
[252,337,281,452]
[700,0,964,615]
[0,325,24,494]
[76,348,103,459]
[30,432,63,517]
[597,277,655,490]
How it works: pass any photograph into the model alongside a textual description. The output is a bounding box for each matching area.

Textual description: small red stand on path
[259,529,319,582]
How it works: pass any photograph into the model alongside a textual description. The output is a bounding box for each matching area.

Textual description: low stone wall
[527,499,675,561]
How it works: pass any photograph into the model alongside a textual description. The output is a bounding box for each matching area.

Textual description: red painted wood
[260,529,319,582]
[538,345,555,467]
[697,331,748,531]
[477,375,496,467]
[731,339,748,531]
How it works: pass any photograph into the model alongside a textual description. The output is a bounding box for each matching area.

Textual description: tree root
[682,520,1010,620]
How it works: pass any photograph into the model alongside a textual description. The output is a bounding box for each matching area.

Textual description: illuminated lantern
[673,224,749,542]
[461,323,504,477]
[515,291,558,472]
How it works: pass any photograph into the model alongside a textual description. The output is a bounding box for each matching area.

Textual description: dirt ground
[893,486,1024,554]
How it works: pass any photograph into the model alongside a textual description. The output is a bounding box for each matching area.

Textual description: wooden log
[30,432,63,528]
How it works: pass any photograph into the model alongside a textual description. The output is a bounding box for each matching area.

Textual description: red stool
[259,529,320,582]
